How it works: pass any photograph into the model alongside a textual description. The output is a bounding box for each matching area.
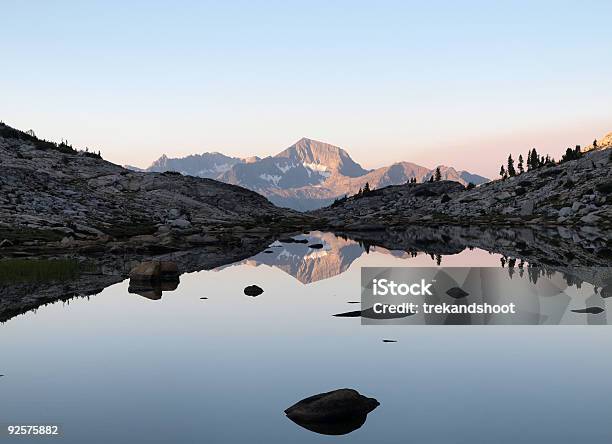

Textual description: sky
[2,0,611,178]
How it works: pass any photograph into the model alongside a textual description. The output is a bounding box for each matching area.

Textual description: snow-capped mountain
[135,138,489,210]
[220,138,369,192]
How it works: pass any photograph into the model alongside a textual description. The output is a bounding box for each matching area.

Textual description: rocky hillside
[139,137,488,210]
[0,123,310,254]
[313,145,612,230]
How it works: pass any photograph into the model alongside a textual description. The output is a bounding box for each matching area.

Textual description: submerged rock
[571,307,604,314]
[333,307,414,319]
[285,388,379,436]
[244,285,264,297]
[446,287,469,299]
[309,243,324,249]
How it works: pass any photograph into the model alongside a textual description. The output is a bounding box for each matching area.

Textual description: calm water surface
[2,232,611,443]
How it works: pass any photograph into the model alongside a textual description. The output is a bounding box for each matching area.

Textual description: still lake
[1,231,611,443]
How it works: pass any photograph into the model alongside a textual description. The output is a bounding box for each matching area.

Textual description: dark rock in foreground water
[446,287,469,299]
[308,243,324,249]
[382,339,398,343]
[571,307,604,314]
[128,261,180,299]
[285,388,379,436]
[333,306,415,319]
[244,285,264,297]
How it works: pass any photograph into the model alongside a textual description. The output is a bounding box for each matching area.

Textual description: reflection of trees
[338,224,611,289]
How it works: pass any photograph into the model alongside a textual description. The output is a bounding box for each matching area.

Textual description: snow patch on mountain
[276,163,295,173]
[259,173,282,186]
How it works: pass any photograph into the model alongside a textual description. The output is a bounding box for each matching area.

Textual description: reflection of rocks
[285,388,379,436]
[234,226,610,292]
[128,280,180,300]
[3,225,611,323]
[340,225,612,288]
[128,261,180,300]
[244,285,263,297]
[0,235,275,322]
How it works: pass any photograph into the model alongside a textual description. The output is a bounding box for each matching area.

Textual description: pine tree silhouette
[507,155,516,176]
[434,167,442,181]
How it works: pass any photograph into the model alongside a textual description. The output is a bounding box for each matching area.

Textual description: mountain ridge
[132,137,489,210]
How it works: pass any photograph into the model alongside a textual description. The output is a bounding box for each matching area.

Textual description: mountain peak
[276,138,368,178]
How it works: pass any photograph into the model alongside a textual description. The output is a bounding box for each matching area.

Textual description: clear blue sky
[2,0,611,176]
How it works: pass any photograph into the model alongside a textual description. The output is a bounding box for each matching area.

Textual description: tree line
[0,121,103,159]
[499,140,598,180]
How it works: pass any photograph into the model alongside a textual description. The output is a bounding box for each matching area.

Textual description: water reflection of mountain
[233,225,612,287]
[1,225,610,322]
[243,233,364,284]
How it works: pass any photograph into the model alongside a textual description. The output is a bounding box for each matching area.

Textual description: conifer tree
[434,167,442,181]
[517,154,524,174]
[499,165,506,180]
[507,154,516,177]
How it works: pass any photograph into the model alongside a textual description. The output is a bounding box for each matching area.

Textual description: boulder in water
[244,285,263,297]
[446,287,469,299]
[571,307,604,314]
[129,261,179,282]
[285,388,379,435]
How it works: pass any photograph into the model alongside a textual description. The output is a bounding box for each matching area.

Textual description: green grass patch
[0,258,96,284]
